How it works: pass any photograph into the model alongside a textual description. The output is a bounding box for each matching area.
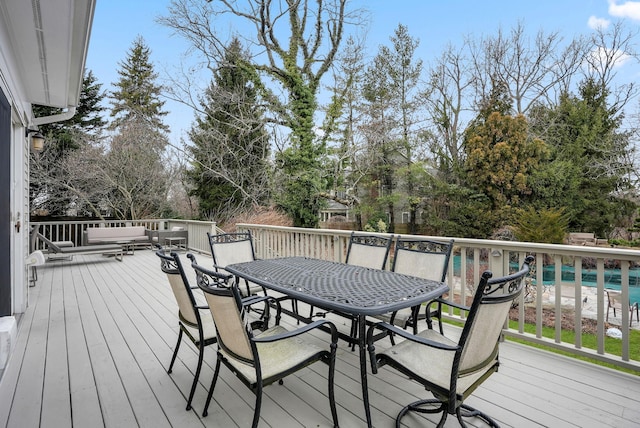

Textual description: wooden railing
[30,219,222,254]
[238,223,640,372]
[30,219,640,371]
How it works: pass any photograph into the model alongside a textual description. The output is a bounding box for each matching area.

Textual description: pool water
[452,256,640,304]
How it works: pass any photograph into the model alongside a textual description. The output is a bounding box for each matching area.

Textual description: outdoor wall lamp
[26,128,45,152]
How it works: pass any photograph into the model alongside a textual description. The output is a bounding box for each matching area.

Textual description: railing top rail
[237,223,640,261]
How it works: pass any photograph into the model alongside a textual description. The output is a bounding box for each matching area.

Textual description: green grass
[505,319,640,376]
[442,309,640,376]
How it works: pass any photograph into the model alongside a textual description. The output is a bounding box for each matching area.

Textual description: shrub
[513,207,568,244]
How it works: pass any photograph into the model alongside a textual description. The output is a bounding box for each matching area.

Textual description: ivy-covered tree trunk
[163,0,359,228]
[277,68,323,227]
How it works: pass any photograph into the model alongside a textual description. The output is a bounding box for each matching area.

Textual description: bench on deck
[37,233,124,261]
[83,226,151,250]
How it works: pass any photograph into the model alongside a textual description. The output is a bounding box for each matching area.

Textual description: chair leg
[396,399,448,428]
[457,403,500,427]
[349,319,358,351]
[168,329,184,373]
[203,358,222,417]
[327,345,339,427]
[252,384,263,428]
[186,341,205,411]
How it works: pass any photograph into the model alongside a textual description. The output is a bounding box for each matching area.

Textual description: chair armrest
[253,319,338,345]
[366,321,459,374]
[242,294,278,309]
[367,322,457,351]
[427,296,470,312]
[242,294,282,327]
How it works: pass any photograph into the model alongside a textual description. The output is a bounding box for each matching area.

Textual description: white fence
[30,219,640,371]
[238,223,640,372]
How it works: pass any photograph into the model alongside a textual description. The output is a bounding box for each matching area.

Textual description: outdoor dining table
[225,256,449,427]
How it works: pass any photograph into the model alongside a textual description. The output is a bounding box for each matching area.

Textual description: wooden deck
[1,249,639,428]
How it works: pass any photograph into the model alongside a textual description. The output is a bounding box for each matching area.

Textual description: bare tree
[583,20,639,115]
[30,134,108,219]
[424,42,474,179]
[470,21,587,115]
[161,0,365,226]
[100,119,172,220]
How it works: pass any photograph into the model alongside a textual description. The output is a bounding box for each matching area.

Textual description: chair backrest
[392,238,454,282]
[207,232,256,272]
[30,226,39,252]
[345,232,394,270]
[457,256,533,375]
[35,232,62,253]
[155,249,200,327]
[606,289,624,310]
[191,258,255,365]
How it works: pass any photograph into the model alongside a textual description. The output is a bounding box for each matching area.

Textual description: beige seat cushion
[380,329,495,394]
[220,325,324,383]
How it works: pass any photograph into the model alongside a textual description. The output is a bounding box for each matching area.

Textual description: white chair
[367,256,533,427]
[345,231,394,270]
[329,232,394,349]
[606,289,639,327]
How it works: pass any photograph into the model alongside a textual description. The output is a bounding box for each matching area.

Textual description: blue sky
[86,0,640,145]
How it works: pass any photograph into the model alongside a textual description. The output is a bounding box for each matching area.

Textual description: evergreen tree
[30,70,107,216]
[384,24,424,234]
[529,78,634,236]
[360,50,399,232]
[109,35,168,132]
[463,80,548,228]
[186,38,270,220]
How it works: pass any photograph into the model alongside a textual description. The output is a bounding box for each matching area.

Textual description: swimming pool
[452,256,640,304]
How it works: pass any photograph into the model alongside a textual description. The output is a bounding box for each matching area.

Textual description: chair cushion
[220,325,324,383]
[375,307,414,325]
[182,309,216,342]
[380,329,495,394]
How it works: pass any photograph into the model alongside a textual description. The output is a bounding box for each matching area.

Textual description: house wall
[0,19,32,315]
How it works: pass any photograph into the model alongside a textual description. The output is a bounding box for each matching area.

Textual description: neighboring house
[319,199,350,223]
[0,1,95,320]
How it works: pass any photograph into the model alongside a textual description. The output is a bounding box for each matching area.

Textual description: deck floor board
[0,249,638,427]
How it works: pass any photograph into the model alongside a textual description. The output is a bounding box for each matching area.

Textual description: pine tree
[33,70,106,153]
[30,70,107,216]
[186,38,269,220]
[109,35,168,132]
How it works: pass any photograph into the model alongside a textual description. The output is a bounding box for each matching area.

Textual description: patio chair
[606,289,639,327]
[190,257,340,428]
[345,231,394,270]
[155,248,217,411]
[207,231,264,297]
[208,231,302,320]
[375,238,454,336]
[332,232,394,349]
[366,255,533,428]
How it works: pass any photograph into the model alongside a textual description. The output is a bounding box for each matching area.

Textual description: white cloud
[608,0,640,20]
[588,15,611,29]
[587,46,632,69]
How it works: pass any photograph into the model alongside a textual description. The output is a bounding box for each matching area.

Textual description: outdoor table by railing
[225,256,449,427]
